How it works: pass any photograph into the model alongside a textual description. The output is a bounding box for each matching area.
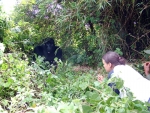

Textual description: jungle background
[0,0,150,112]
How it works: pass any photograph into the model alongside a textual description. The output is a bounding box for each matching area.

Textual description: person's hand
[97,75,104,83]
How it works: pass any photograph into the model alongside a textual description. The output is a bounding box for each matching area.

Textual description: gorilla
[33,38,62,66]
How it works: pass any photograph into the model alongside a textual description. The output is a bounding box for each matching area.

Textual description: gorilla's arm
[33,45,44,60]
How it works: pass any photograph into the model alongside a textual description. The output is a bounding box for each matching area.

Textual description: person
[98,51,150,103]
[144,62,150,80]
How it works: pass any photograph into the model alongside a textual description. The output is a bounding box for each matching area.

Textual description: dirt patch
[72,65,107,77]
[72,65,92,72]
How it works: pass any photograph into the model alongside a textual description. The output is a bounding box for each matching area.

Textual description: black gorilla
[33,38,62,66]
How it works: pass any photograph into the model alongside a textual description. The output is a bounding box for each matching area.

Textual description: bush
[0,50,149,112]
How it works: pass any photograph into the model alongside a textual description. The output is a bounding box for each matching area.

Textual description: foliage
[115,48,123,56]
[9,0,149,67]
[9,0,114,67]
[0,43,5,64]
[0,0,150,112]
[0,6,8,42]
[144,50,150,55]
[0,48,149,112]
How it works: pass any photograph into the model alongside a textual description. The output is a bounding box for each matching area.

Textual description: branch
[88,85,102,94]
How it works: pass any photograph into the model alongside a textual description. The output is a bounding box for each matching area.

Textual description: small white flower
[0,43,5,52]
[0,60,3,65]
[133,22,136,25]
[0,43,5,65]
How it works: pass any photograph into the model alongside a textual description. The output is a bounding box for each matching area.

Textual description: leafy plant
[115,48,123,56]
[144,50,150,55]
[0,0,150,112]
[0,7,8,42]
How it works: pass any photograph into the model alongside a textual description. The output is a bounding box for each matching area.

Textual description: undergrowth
[0,46,149,113]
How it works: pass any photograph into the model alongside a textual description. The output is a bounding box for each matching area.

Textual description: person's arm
[108,83,120,95]
[97,72,120,95]
[108,70,120,95]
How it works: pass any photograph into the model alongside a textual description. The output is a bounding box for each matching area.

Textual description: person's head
[102,51,126,72]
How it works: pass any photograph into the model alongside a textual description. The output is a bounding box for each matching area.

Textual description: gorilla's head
[44,38,55,54]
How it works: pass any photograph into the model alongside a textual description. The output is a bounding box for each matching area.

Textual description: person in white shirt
[98,51,150,103]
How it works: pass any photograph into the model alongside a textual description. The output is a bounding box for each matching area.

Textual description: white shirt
[112,65,150,102]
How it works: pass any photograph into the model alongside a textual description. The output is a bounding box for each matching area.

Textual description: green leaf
[140,111,150,113]
[79,82,89,90]
[144,50,150,54]
[82,105,92,113]
[94,81,100,87]
[118,108,125,113]
[105,106,113,113]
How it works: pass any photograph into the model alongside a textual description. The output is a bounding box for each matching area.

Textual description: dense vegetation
[0,0,150,112]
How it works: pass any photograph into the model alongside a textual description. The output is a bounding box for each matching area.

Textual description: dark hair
[102,51,126,66]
